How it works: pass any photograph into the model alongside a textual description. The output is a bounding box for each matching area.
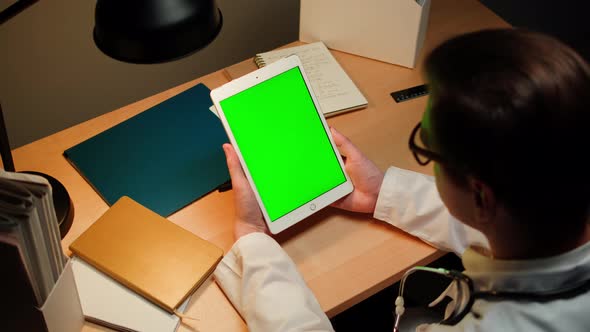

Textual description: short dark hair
[424,28,590,228]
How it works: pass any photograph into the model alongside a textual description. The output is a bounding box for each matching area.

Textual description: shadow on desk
[273,207,370,243]
[330,252,463,331]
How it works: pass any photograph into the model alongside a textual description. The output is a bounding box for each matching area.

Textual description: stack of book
[1,170,224,332]
[0,170,83,331]
[70,196,224,332]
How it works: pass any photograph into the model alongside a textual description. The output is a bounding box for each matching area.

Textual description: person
[213,28,590,331]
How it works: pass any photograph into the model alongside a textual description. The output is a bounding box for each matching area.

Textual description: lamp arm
[0,0,38,25]
[0,104,16,172]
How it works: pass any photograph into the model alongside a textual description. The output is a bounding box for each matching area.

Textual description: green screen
[220,67,346,221]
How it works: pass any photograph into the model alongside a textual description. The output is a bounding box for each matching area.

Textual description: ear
[468,177,496,225]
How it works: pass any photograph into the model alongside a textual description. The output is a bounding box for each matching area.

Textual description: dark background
[0,0,586,149]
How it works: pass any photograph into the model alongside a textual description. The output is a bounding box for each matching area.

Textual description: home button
[310,203,316,211]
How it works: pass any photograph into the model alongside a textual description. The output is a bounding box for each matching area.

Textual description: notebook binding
[253,55,266,68]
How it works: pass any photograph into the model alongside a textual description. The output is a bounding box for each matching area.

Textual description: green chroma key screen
[220,67,346,221]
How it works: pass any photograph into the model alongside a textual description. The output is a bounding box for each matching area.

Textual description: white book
[0,171,66,278]
[71,256,190,332]
[1,171,83,332]
[0,175,57,303]
[253,41,368,116]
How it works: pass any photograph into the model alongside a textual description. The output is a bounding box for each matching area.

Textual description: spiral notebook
[253,41,368,116]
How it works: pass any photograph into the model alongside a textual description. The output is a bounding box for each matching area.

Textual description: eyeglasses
[408,122,447,166]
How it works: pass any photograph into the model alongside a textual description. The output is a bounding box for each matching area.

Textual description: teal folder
[64,83,229,216]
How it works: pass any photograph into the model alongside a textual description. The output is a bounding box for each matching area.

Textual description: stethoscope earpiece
[393,267,448,332]
[394,296,405,315]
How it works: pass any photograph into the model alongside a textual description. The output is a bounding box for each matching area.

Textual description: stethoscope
[393,266,590,332]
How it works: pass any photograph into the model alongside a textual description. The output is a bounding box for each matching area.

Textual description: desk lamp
[0,0,223,238]
[93,0,223,64]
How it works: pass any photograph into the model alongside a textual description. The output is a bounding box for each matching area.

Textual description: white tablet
[211,55,353,234]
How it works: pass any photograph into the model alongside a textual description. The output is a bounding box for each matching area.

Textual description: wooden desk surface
[9,0,507,330]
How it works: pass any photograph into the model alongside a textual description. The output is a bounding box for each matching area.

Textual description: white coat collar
[462,240,590,294]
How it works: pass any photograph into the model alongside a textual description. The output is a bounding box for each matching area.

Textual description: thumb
[223,143,248,185]
[330,127,360,159]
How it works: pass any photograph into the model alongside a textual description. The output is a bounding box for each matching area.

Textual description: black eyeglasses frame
[408,122,448,166]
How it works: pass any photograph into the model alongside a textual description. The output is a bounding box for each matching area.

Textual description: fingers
[223,143,238,174]
[223,143,248,187]
[223,143,270,239]
[330,127,360,160]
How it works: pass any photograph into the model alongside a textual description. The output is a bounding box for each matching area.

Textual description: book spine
[253,55,266,68]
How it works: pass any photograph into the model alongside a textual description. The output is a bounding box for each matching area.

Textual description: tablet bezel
[210,55,353,234]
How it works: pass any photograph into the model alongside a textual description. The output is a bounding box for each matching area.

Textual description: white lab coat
[213,166,590,331]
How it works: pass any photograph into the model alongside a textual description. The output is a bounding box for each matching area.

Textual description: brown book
[69,196,223,314]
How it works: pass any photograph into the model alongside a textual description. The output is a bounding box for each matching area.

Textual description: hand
[330,127,384,213]
[223,143,271,240]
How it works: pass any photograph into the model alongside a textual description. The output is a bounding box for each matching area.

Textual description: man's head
[415,29,590,255]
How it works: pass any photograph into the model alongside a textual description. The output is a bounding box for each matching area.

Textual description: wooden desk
[9,0,507,330]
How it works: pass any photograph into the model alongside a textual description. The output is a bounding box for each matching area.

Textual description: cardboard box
[300,0,431,68]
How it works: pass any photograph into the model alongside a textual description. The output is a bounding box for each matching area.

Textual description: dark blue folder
[64,83,230,216]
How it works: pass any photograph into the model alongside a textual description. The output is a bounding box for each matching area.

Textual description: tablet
[210,55,353,234]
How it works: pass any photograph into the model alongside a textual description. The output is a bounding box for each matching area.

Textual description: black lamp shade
[93,0,222,64]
